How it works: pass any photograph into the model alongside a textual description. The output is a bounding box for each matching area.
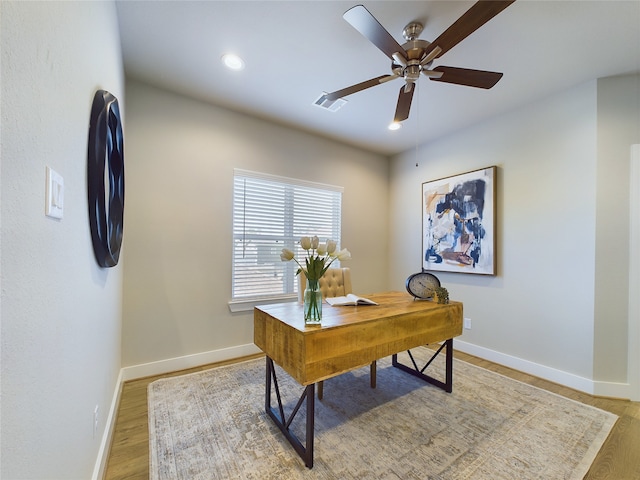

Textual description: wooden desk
[254,291,463,468]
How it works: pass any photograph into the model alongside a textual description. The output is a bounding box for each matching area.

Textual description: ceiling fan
[321,1,516,123]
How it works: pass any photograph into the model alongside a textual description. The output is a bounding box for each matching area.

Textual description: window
[229,169,343,311]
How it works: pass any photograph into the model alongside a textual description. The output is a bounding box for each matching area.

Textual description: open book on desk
[326,294,378,306]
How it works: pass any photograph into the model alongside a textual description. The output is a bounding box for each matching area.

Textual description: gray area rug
[148,347,617,479]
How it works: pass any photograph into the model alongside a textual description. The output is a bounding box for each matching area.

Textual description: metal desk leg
[392,339,454,393]
[370,361,377,388]
[264,357,315,468]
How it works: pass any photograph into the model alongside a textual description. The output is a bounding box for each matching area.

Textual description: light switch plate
[45,166,64,219]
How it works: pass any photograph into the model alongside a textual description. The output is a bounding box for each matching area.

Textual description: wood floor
[104,350,640,480]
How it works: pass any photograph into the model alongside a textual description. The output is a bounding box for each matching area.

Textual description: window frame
[228,169,344,312]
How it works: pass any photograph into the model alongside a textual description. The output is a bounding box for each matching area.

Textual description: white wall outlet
[93,405,99,439]
[464,317,472,330]
[45,166,64,219]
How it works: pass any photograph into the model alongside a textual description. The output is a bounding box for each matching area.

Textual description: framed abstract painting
[422,166,496,275]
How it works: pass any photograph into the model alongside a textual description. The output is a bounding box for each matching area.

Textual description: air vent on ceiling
[313,93,347,112]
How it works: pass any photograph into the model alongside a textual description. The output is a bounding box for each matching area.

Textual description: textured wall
[594,73,640,382]
[1,2,124,478]
[390,76,640,396]
[121,80,390,367]
[390,81,599,381]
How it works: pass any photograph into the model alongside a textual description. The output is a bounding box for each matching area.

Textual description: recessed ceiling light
[221,53,245,71]
[388,122,402,131]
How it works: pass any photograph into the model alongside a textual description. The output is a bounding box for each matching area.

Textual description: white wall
[1,2,124,479]
[121,80,389,369]
[594,74,640,382]
[390,76,639,396]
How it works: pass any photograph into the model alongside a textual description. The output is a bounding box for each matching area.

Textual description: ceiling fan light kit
[324,1,516,123]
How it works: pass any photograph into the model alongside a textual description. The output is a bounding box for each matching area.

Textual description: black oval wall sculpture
[87,90,125,268]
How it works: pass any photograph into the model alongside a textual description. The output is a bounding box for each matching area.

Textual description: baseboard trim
[92,369,124,480]
[592,380,632,400]
[454,340,631,399]
[121,343,263,381]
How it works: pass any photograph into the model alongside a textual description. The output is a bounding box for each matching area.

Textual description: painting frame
[422,166,496,275]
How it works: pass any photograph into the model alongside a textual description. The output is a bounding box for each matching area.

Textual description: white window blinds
[231,169,343,303]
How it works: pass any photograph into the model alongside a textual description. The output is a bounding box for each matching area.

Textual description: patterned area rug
[148,347,617,479]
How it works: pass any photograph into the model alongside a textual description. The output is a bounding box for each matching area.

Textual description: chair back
[298,268,352,302]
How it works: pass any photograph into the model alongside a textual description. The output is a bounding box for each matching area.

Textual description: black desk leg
[264,357,315,468]
[392,339,454,393]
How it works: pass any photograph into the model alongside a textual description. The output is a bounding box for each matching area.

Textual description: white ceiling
[116,0,640,156]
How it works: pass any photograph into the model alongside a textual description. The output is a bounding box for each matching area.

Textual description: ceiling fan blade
[393,82,414,122]
[429,66,503,89]
[343,5,408,62]
[325,74,398,101]
[423,0,516,59]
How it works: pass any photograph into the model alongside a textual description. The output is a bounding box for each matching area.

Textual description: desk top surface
[255,291,462,333]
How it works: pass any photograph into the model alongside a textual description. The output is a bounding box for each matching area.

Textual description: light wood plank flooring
[104,350,640,479]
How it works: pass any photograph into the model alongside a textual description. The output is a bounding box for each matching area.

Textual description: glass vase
[303,278,322,325]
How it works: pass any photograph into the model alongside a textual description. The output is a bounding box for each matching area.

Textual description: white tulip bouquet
[281,236,351,323]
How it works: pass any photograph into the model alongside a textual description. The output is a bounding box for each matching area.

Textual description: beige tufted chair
[299,267,376,400]
[298,267,353,301]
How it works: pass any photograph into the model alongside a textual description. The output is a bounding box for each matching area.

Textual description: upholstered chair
[299,268,376,399]
[298,267,353,301]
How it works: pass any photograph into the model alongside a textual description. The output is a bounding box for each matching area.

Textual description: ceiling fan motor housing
[403,39,432,61]
[392,38,434,81]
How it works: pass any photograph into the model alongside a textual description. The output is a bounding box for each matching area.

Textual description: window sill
[228,294,298,313]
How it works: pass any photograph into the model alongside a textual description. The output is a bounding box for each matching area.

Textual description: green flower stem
[304,279,322,324]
